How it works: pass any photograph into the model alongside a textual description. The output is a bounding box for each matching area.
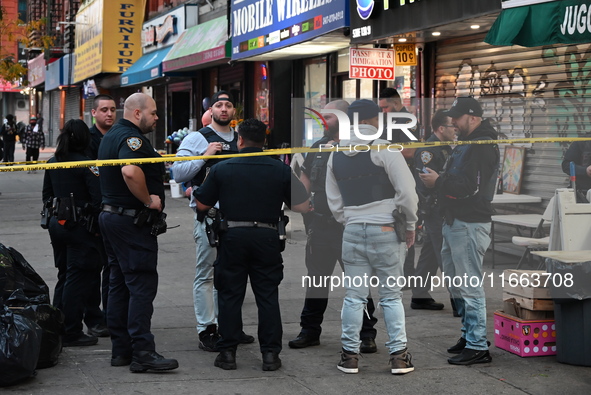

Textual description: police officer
[194,118,309,371]
[85,94,117,338]
[42,119,103,347]
[172,90,253,351]
[379,88,418,282]
[98,93,178,373]
[288,100,378,352]
[411,110,455,312]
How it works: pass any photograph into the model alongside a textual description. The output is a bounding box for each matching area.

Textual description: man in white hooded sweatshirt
[326,99,418,375]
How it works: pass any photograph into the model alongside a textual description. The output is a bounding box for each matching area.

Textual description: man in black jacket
[420,97,499,366]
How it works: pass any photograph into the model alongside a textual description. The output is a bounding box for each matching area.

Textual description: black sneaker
[63,334,98,347]
[240,331,255,344]
[288,334,320,349]
[214,349,237,370]
[337,349,359,374]
[129,351,179,373]
[389,348,414,374]
[88,324,110,337]
[447,337,467,354]
[411,298,444,310]
[448,348,492,365]
[262,351,281,371]
[199,324,220,352]
[447,337,491,354]
[360,338,377,353]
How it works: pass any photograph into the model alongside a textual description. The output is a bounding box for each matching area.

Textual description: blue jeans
[193,215,218,333]
[341,223,407,354]
[441,219,491,350]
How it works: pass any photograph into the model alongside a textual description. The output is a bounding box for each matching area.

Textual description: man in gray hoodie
[326,99,418,375]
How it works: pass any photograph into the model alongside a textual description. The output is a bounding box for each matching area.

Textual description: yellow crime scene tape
[1,137,591,173]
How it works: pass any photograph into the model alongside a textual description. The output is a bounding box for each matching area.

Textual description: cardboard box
[502,269,552,299]
[494,310,556,357]
[502,292,554,311]
[503,299,554,320]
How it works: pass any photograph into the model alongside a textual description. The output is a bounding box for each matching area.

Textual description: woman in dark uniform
[42,119,103,347]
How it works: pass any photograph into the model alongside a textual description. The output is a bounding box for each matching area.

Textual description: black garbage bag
[0,243,50,304]
[6,290,63,369]
[0,304,43,386]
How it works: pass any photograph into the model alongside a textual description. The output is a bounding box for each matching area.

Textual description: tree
[0,6,53,85]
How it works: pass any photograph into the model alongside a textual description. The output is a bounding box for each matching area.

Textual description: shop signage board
[349,0,501,42]
[73,0,144,83]
[394,43,417,66]
[349,47,395,80]
[230,0,349,60]
[141,4,197,53]
[27,54,46,87]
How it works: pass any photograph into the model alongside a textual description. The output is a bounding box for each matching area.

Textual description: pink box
[494,310,557,357]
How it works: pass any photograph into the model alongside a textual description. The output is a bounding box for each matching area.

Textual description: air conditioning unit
[16,98,27,110]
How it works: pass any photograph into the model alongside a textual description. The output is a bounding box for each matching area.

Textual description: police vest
[445,136,499,203]
[191,127,239,187]
[332,150,395,207]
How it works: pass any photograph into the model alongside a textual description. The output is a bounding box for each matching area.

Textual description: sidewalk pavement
[0,157,590,394]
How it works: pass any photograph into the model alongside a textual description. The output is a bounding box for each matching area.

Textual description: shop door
[434,33,588,200]
[170,91,191,134]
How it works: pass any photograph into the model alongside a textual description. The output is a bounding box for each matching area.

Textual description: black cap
[210,90,234,106]
[347,99,380,121]
[443,97,483,118]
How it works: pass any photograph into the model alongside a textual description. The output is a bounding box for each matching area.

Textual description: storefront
[119,4,198,149]
[72,0,144,130]
[230,0,350,147]
[480,0,591,198]
[349,0,501,138]
[27,54,46,143]
[161,15,234,144]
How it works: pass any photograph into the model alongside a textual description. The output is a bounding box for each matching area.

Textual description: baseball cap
[30,115,37,120]
[443,97,483,118]
[347,99,380,121]
[210,90,234,106]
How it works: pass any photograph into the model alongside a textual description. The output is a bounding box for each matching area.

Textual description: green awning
[486,0,591,47]
[162,16,230,73]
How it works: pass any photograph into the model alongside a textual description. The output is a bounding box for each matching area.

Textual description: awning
[162,16,230,73]
[121,46,172,87]
[485,0,591,47]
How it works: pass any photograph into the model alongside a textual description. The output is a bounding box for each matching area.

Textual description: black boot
[262,351,281,371]
[130,351,179,373]
[214,349,237,370]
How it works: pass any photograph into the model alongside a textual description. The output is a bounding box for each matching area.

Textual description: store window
[253,62,269,125]
[303,56,327,109]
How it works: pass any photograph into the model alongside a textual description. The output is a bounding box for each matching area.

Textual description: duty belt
[227,221,277,230]
[102,204,139,217]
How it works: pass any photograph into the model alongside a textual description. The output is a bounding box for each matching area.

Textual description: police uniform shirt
[98,119,165,209]
[300,135,333,214]
[195,147,305,223]
[42,152,102,208]
[85,124,103,160]
[414,134,451,197]
[291,171,309,207]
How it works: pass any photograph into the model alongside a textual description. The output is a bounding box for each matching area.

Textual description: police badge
[89,166,100,177]
[127,137,143,151]
[421,150,433,165]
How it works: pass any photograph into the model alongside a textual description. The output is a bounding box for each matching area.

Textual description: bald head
[324,100,349,138]
[123,93,158,134]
